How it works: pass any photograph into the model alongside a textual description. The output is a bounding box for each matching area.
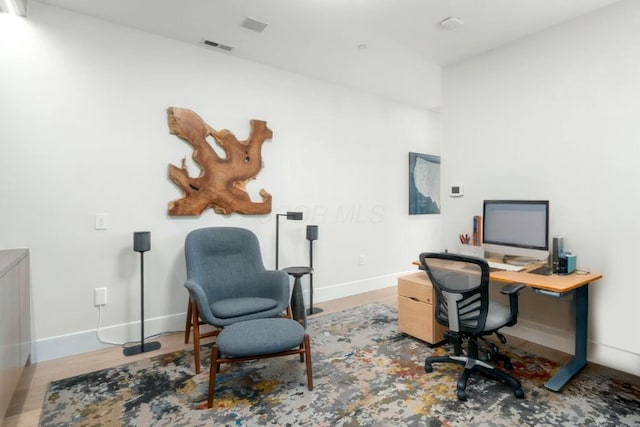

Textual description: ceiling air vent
[241,17,268,33]
[203,40,233,51]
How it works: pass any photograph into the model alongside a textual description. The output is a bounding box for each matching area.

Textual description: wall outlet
[94,287,107,306]
[358,254,367,265]
[95,213,109,230]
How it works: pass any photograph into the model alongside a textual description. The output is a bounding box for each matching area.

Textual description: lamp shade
[133,231,151,252]
[286,211,303,220]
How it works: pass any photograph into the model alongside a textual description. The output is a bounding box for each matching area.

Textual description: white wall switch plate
[95,213,109,230]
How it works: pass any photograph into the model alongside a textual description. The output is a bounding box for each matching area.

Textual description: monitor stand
[502,255,539,266]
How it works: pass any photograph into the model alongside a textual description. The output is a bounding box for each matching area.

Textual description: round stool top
[217,318,305,358]
[283,266,313,277]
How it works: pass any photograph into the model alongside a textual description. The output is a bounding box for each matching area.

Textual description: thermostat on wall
[449,185,464,197]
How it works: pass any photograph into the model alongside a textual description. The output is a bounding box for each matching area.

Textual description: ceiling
[33,0,621,109]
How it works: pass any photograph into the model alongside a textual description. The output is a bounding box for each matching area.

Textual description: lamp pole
[276,214,283,269]
[275,212,303,269]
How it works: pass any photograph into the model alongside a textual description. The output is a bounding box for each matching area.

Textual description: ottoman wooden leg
[208,344,219,408]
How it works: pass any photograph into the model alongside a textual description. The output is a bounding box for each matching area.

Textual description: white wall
[441,0,640,375]
[0,3,442,362]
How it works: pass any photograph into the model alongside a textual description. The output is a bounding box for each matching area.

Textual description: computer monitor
[482,200,549,264]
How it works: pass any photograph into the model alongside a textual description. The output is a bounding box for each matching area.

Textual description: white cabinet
[0,249,30,421]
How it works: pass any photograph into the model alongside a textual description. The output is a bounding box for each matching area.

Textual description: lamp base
[307,307,324,315]
[123,341,161,356]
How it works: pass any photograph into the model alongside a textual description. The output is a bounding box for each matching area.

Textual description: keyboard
[487,261,524,272]
[529,265,553,275]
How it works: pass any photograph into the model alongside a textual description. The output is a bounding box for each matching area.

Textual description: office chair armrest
[500,283,526,295]
[501,283,526,323]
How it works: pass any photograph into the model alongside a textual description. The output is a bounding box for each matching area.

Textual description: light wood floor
[2,286,636,426]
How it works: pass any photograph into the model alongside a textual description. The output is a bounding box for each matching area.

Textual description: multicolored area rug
[41,304,639,426]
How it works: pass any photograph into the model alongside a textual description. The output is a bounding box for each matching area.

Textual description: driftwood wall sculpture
[166,107,273,216]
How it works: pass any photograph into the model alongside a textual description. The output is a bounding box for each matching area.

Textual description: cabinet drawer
[398,295,445,344]
[397,272,433,304]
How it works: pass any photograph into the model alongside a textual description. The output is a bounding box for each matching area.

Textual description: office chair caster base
[485,341,499,354]
[496,332,507,344]
[514,388,525,399]
[456,390,467,401]
[483,349,513,370]
[424,363,434,373]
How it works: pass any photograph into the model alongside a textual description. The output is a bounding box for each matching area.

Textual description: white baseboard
[31,271,413,363]
[506,318,574,354]
[505,319,640,377]
[31,272,640,377]
[31,313,186,363]
[588,342,640,377]
[306,270,415,303]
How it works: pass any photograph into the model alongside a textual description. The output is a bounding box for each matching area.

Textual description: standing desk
[488,266,602,391]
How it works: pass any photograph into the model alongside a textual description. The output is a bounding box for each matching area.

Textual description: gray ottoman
[207,318,313,407]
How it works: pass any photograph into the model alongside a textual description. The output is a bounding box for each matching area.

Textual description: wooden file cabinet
[397,272,447,345]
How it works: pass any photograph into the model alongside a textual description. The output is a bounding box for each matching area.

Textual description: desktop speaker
[552,236,563,273]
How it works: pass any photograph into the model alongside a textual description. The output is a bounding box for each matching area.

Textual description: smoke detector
[439,17,463,31]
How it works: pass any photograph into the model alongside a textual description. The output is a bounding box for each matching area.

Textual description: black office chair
[419,252,526,400]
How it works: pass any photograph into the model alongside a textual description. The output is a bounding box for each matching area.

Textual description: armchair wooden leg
[191,299,202,374]
[185,298,193,344]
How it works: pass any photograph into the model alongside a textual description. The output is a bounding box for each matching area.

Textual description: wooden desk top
[412,260,602,293]
[489,266,602,292]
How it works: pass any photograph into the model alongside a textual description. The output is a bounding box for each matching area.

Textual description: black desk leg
[544,284,589,391]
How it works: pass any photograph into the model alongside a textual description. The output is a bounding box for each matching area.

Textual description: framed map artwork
[409,152,441,215]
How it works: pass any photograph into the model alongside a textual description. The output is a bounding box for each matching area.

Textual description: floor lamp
[275,211,303,269]
[306,225,322,315]
[124,231,161,356]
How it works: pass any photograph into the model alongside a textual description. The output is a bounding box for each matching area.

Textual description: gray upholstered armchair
[184,227,291,373]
